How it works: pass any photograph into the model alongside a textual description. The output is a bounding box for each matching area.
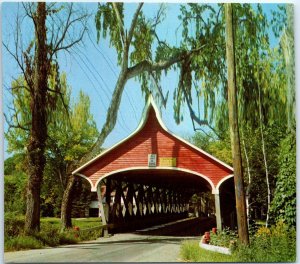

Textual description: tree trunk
[24,2,48,234]
[60,175,76,231]
[225,3,249,245]
[257,78,270,227]
[242,136,251,226]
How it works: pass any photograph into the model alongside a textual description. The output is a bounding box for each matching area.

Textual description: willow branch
[112,2,126,45]
[126,3,143,46]
[127,55,184,79]
[127,45,206,79]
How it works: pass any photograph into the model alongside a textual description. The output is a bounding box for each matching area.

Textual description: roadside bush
[5,236,43,251]
[78,226,103,241]
[233,221,296,262]
[59,231,79,245]
[33,223,60,247]
[4,212,25,237]
[209,227,237,248]
[4,172,27,214]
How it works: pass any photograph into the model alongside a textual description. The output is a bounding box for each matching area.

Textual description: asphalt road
[4,233,196,263]
[5,217,214,263]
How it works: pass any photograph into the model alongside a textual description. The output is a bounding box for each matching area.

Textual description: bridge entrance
[73,96,236,233]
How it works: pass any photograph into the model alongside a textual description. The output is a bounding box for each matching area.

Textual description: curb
[199,236,231,255]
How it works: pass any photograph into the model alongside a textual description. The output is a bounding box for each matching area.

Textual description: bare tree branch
[150,4,166,30]
[51,3,73,53]
[4,111,30,131]
[3,42,34,92]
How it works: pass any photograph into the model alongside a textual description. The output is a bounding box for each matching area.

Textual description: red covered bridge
[73,96,236,233]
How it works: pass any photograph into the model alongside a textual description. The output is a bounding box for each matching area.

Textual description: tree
[5,73,98,228]
[269,4,295,227]
[276,5,295,131]
[92,3,286,152]
[21,3,48,233]
[92,3,290,234]
[190,132,232,166]
[88,3,217,160]
[224,3,249,244]
[47,77,98,230]
[4,3,88,233]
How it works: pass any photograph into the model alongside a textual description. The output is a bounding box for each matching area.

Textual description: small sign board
[148,154,157,167]
[159,157,177,167]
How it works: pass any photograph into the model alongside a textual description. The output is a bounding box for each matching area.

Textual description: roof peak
[72,93,233,175]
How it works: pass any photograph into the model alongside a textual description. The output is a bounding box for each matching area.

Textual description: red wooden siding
[79,106,232,189]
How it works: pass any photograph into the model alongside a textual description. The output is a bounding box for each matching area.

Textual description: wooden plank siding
[78,106,232,190]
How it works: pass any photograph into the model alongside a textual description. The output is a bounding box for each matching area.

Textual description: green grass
[180,240,234,262]
[5,216,103,252]
[41,217,102,229]
[5,236,44,251]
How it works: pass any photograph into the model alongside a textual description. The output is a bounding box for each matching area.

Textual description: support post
[214,193,222,231]
[97,183,108,237]
[105,178,111,223]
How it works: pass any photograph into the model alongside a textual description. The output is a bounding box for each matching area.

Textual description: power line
[71,46,132,133]
[87,28,139,123]
[69,47,132,134]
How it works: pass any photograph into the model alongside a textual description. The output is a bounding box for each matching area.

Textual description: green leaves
[130,14,153,66]
[95,3,125,65]
[47,75,98,164]
[270,132,296,226]
[190,131,232,165]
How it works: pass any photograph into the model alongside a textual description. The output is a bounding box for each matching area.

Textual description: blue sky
[1,2,284,158]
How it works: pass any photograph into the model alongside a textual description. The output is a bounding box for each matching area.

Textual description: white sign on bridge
[148,154,157,167]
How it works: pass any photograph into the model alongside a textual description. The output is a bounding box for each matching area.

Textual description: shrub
[4,212,25,237]
[5,236,43,251]
[33,223,60,247]
[4,172,27,214]
[78,226,103,241]
[59,231,79,245]
[209,227,238,248]
[233,221,296,262]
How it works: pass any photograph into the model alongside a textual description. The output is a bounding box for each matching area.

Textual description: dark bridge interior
[97,169,221,235]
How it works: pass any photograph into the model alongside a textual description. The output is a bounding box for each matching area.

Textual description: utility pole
[225,3,249,245]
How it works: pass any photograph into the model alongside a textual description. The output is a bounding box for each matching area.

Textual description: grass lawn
[5,217,104,252]
[41,217,102,229]
[180,240,234,262]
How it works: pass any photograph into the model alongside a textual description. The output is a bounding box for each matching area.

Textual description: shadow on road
[59,235,198,252]
[134,216,216,236]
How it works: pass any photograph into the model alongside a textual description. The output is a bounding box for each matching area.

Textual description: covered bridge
[73,96,236,232]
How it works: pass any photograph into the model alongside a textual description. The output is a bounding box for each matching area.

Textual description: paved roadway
[5,218,214,263]
[5,233,196,263]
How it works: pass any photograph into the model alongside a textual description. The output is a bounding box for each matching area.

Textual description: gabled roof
[72,95,233,175]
